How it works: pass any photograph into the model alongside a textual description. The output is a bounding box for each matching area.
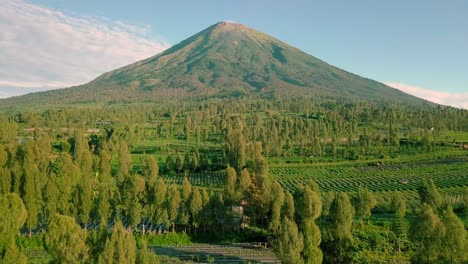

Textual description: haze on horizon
[1,0,467,109]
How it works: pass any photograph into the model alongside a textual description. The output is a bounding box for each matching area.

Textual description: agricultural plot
[161,172,225,190]
[270,156,468,197]
[152,243,279,263]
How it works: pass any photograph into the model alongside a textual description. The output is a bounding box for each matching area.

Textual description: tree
[0,193,28,263]
[302,219,322,264]
[136,239,159,264]
[441,207,467,264]
[224,166,237,203]
[98,221,137,264]
[418,179,442,211]
[175,154,184,173]
[239,168,252,198]
[269,181,285,234]
[283,192,295,220]
[390,192,407,254]
[322,192,354,264]
[167,185,181,232]
[21,154,41,237]
[45,214,89,264]
[117,142,133,183]
[190,187,203,233]
[142,156,159,186]
[352,186,377,222]
[75,180,93,229]
[295,186,322,264]
[296,186,322,223]
[99,149,112,177]
[278,217,304,264]
[410,204,445,264]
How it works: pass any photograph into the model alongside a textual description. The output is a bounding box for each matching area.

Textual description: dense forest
[1,97,467,263]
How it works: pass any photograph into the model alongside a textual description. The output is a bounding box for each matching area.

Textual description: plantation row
[151,244,279,263]
[161,172,225,190]
[270,157,468,193]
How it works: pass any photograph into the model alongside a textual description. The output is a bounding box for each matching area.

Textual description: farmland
[1,98,467,263]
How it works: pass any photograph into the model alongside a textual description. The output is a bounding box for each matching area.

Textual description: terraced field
[152,243,279,263]
[270,156,468,193]
[161,172,225,190]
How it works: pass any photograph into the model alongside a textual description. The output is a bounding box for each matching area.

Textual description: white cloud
[0,0,170,98]
[385,82,468,109]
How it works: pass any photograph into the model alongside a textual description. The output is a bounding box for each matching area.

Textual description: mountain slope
[1,22,430,106]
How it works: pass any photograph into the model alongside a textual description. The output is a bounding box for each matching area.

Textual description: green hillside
[1,22,431,107]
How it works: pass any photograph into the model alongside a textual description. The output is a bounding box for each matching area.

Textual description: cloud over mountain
[385,82,468,109]
[0,0,170,97]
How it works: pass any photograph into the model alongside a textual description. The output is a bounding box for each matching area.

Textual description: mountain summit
[2,22,428,106]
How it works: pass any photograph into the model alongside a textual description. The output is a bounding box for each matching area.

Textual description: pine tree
[278,217,304,264]
[352,186,377,222]
[136,239,159,264]
[283,192,295,220]
[190,187,203,233]
[441,207,467,264]
[322,192,354,264]
[418,179,442,211]
[269,181,285,234]
[98,221,137,264]
[239,168,252,198]
[167,185,181,232]
[0,193,28,263]
[142,155,159,186]
[224,166,237,203]
[117,142,133,183]
[390,192,407,254]
[410,204,445,264]
[45,214,89,263]
[295,186,322,264]
[302,219,322,264]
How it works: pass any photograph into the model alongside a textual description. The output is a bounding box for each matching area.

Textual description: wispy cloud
[385,82,468,109]
[0,0,170,98]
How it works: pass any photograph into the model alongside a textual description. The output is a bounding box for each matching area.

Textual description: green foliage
[98,221,137,264]
[418,179,442,211]
[353,186,377,221]
[269,181,285,234]
[278,217,304,264]
[0,193,28,263]
[440,208,467,263]
[322,192,354,264]
[45,214,88,264]
[409,204,445,264]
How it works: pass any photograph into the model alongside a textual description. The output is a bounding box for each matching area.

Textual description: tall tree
[269,181,285,234]
[390,192,407,254]
[0,193,28,264]
[98,221,137,264]
[283,192,295,220]
[295,186,323,264]
[418,179,442,211]
[224,166,238,203]
[441,207,467,264]
[190,187,203,233]
[167,185,181,232]
[322,192,354,264]
[117,142,133,183]
[278,217,304,264]
[352,186,377,222]
[410,204,445,264]
[45,214,89,264]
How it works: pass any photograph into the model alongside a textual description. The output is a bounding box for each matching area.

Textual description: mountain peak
[0,22,429,107]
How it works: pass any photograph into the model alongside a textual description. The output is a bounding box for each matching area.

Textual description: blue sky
[1,0,467,107]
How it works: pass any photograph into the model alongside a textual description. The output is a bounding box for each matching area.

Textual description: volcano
[1,21,430,107]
